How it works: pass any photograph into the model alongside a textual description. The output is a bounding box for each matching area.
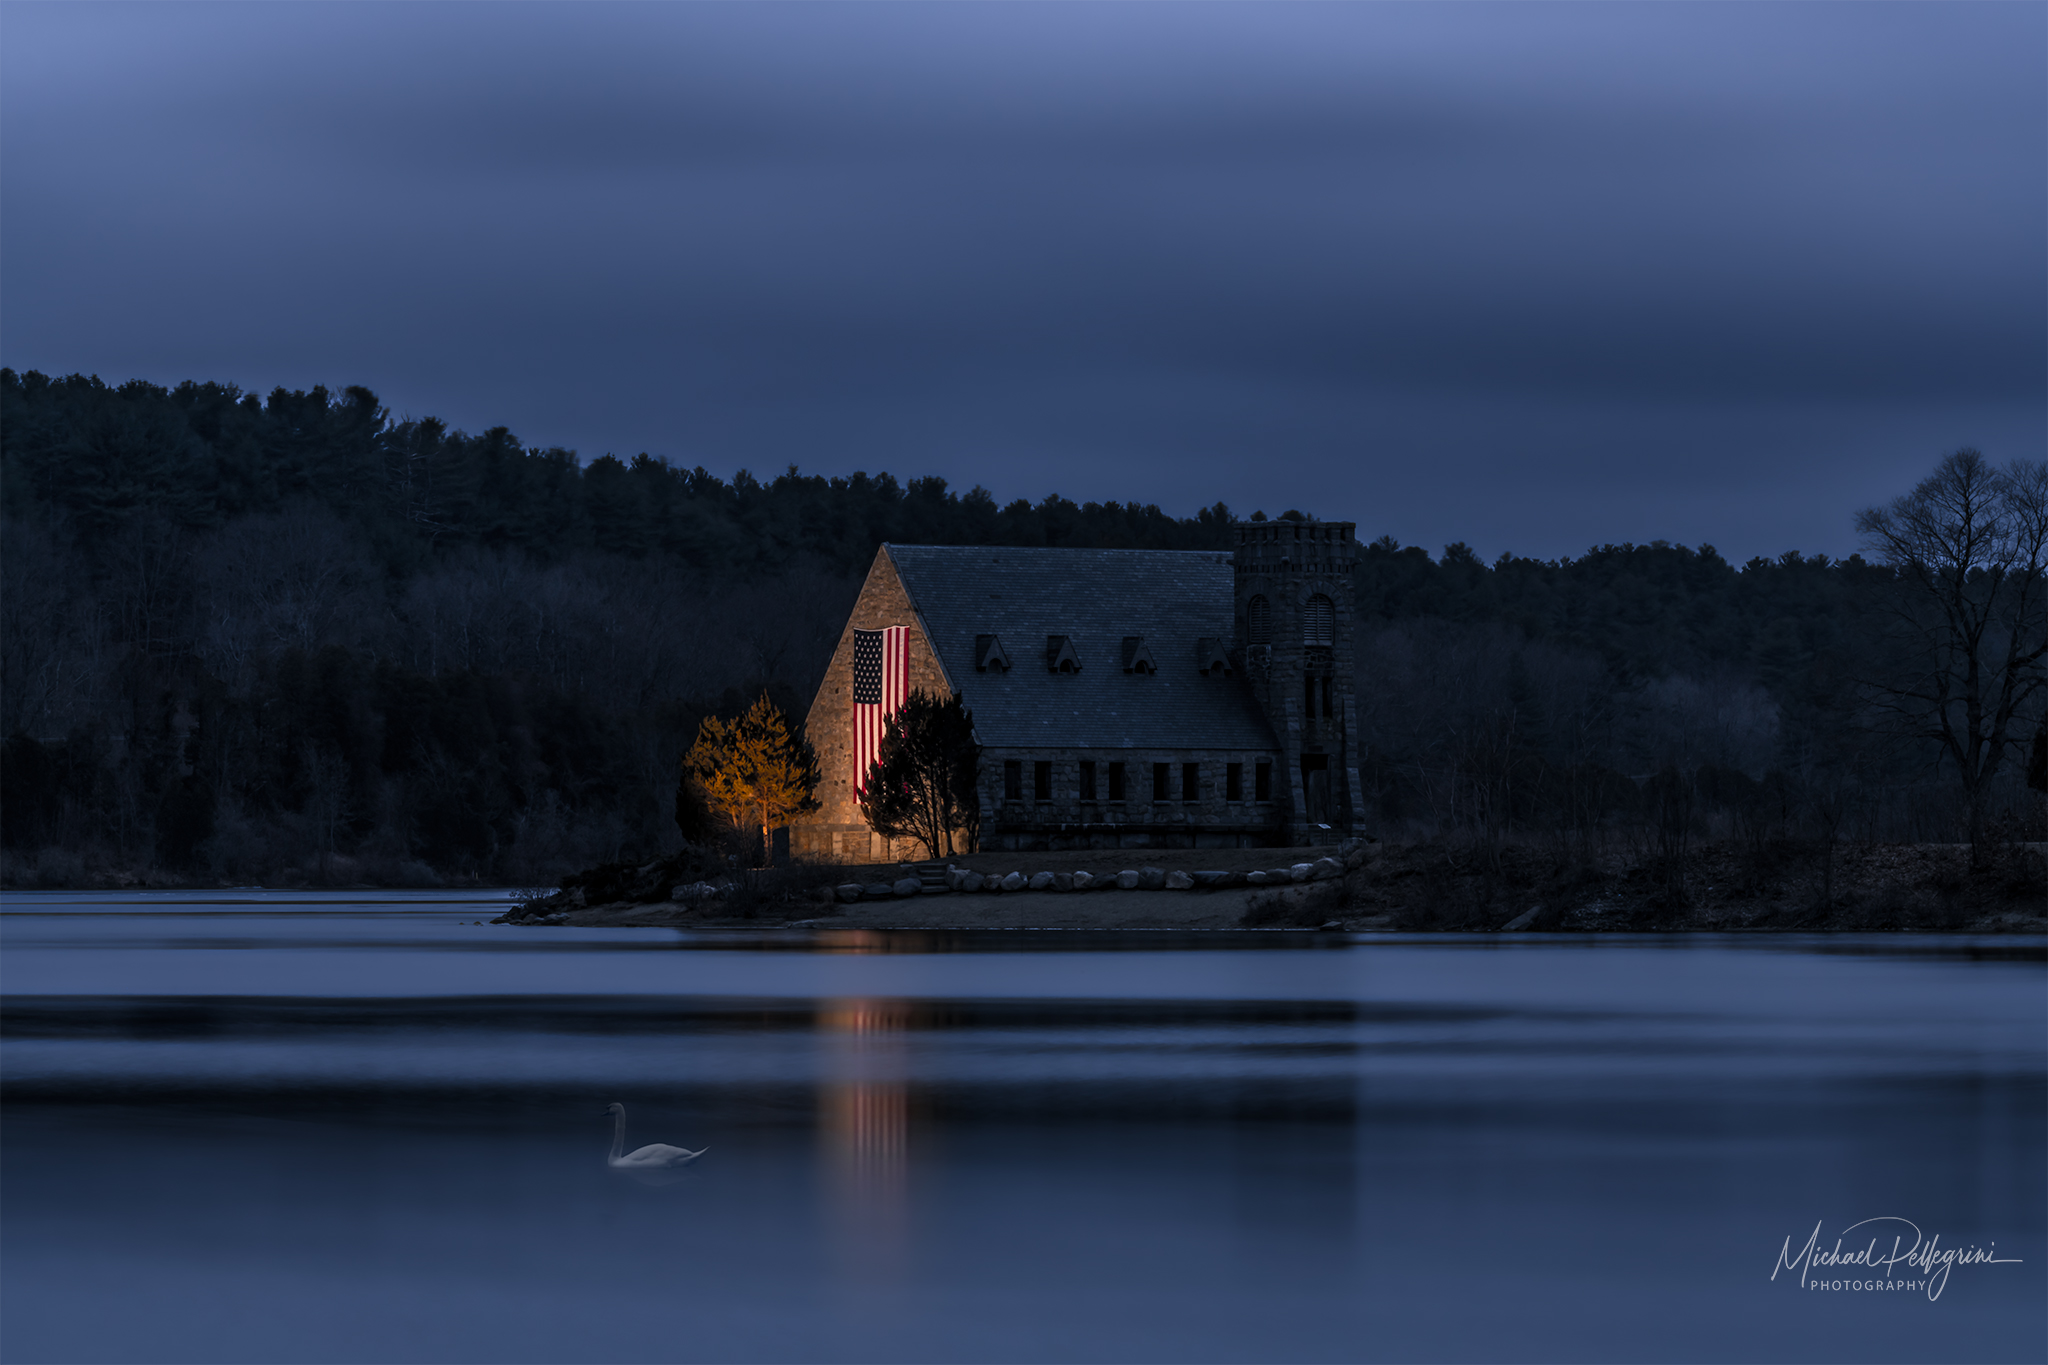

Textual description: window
[1182,762,1199,801]
[1247,595,1271,645]
[1108,762,1126,801]
[1255,761,1272,801]
[1322,677,1333,717]
[1304,675,1317,717]
[1034,760,1052,802]
[1226,762,1243,801]
[1304,594,1335,645]
[1003,760,1022,801]
[1152,763,1171,801]
[1080,760,1097,801]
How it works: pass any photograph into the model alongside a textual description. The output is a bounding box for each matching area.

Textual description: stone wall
[794,548,952,861]
[977,746,1284,850]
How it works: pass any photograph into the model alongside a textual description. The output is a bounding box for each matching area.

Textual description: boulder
[1266,868,1295,884]
[958,870,986,892]
[893,877,923,897]
[864,882,896,899]
[1289,863,1314,883]
[1052,872,1075,892]
[836,884,864,903]
[1245,870,1269,886]
[945,865,967,891]
[1190,870,1229,889]
[1115,870,1140,889]
[1311,857,1344,881]
[1137,866,1167,890]
[1000,871,1027,892]
[1070,870,1094,890]
[1164,870,1194,890]
[1029,871,1056,891]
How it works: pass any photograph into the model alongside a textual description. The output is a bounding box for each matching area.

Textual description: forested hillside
[2,368,2040,887]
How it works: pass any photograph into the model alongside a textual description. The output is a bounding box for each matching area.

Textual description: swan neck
[609,1108,625,1162]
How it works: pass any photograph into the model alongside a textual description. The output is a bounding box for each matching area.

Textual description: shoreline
[498,836,2046,934]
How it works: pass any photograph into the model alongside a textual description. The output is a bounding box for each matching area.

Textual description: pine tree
[683,692,821,864]
[859,689,979,859]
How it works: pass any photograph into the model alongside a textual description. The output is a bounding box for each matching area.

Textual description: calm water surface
[2,891,2041,1363]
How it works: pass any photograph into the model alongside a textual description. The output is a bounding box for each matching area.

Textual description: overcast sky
[3,3,2040,561]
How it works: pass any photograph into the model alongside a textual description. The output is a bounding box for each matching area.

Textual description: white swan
[603,1102,706,1174]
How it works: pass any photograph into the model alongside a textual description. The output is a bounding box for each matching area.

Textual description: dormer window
[1121,637,1157,674]
[1046,635,1082,673]
[975,634,1012,672]
[1195,637,1232,676]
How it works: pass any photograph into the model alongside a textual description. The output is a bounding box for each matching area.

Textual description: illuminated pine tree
[683,692,821,864]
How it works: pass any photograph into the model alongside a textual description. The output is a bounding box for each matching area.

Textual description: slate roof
[885,544,1279,751]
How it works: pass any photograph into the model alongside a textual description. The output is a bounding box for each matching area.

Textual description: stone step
[906,861,951,891]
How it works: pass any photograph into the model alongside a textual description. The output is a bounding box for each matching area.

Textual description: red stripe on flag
[854,626,908,797]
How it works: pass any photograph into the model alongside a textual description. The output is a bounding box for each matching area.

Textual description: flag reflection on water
[820,997,912,1276]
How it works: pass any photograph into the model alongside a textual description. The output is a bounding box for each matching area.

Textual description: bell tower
[1233,516,1359,846]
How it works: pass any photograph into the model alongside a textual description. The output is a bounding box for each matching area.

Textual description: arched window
[1247,595,1270,645]
[1303,594,1334,645]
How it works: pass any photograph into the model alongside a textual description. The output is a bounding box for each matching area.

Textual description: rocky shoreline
[493,839,1370,930]
[491,836,2045,934]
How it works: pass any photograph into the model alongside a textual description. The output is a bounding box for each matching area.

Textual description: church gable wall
[795,548,949,859]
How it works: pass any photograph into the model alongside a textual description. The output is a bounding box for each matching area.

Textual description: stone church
[794,517,1360,859]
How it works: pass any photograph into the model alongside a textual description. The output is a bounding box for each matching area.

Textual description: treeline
[1350,541,1908,857]
[0,368,1232,578]
[1,368,2039,887]
[0,369,1232,885]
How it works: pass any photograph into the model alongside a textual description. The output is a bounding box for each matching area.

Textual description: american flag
[852,626,908,794]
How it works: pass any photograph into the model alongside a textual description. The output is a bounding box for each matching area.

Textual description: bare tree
[194,506,385,683]
[1856,449,2048,864]
[0,520,109,737]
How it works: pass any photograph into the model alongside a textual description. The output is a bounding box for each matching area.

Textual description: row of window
[1002,759,1273,804]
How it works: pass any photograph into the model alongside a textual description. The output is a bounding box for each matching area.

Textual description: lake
[2,891,2041,1363]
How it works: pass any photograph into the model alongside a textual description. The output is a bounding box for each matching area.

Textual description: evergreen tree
[859,689,980,859]
[683,692,822,864]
